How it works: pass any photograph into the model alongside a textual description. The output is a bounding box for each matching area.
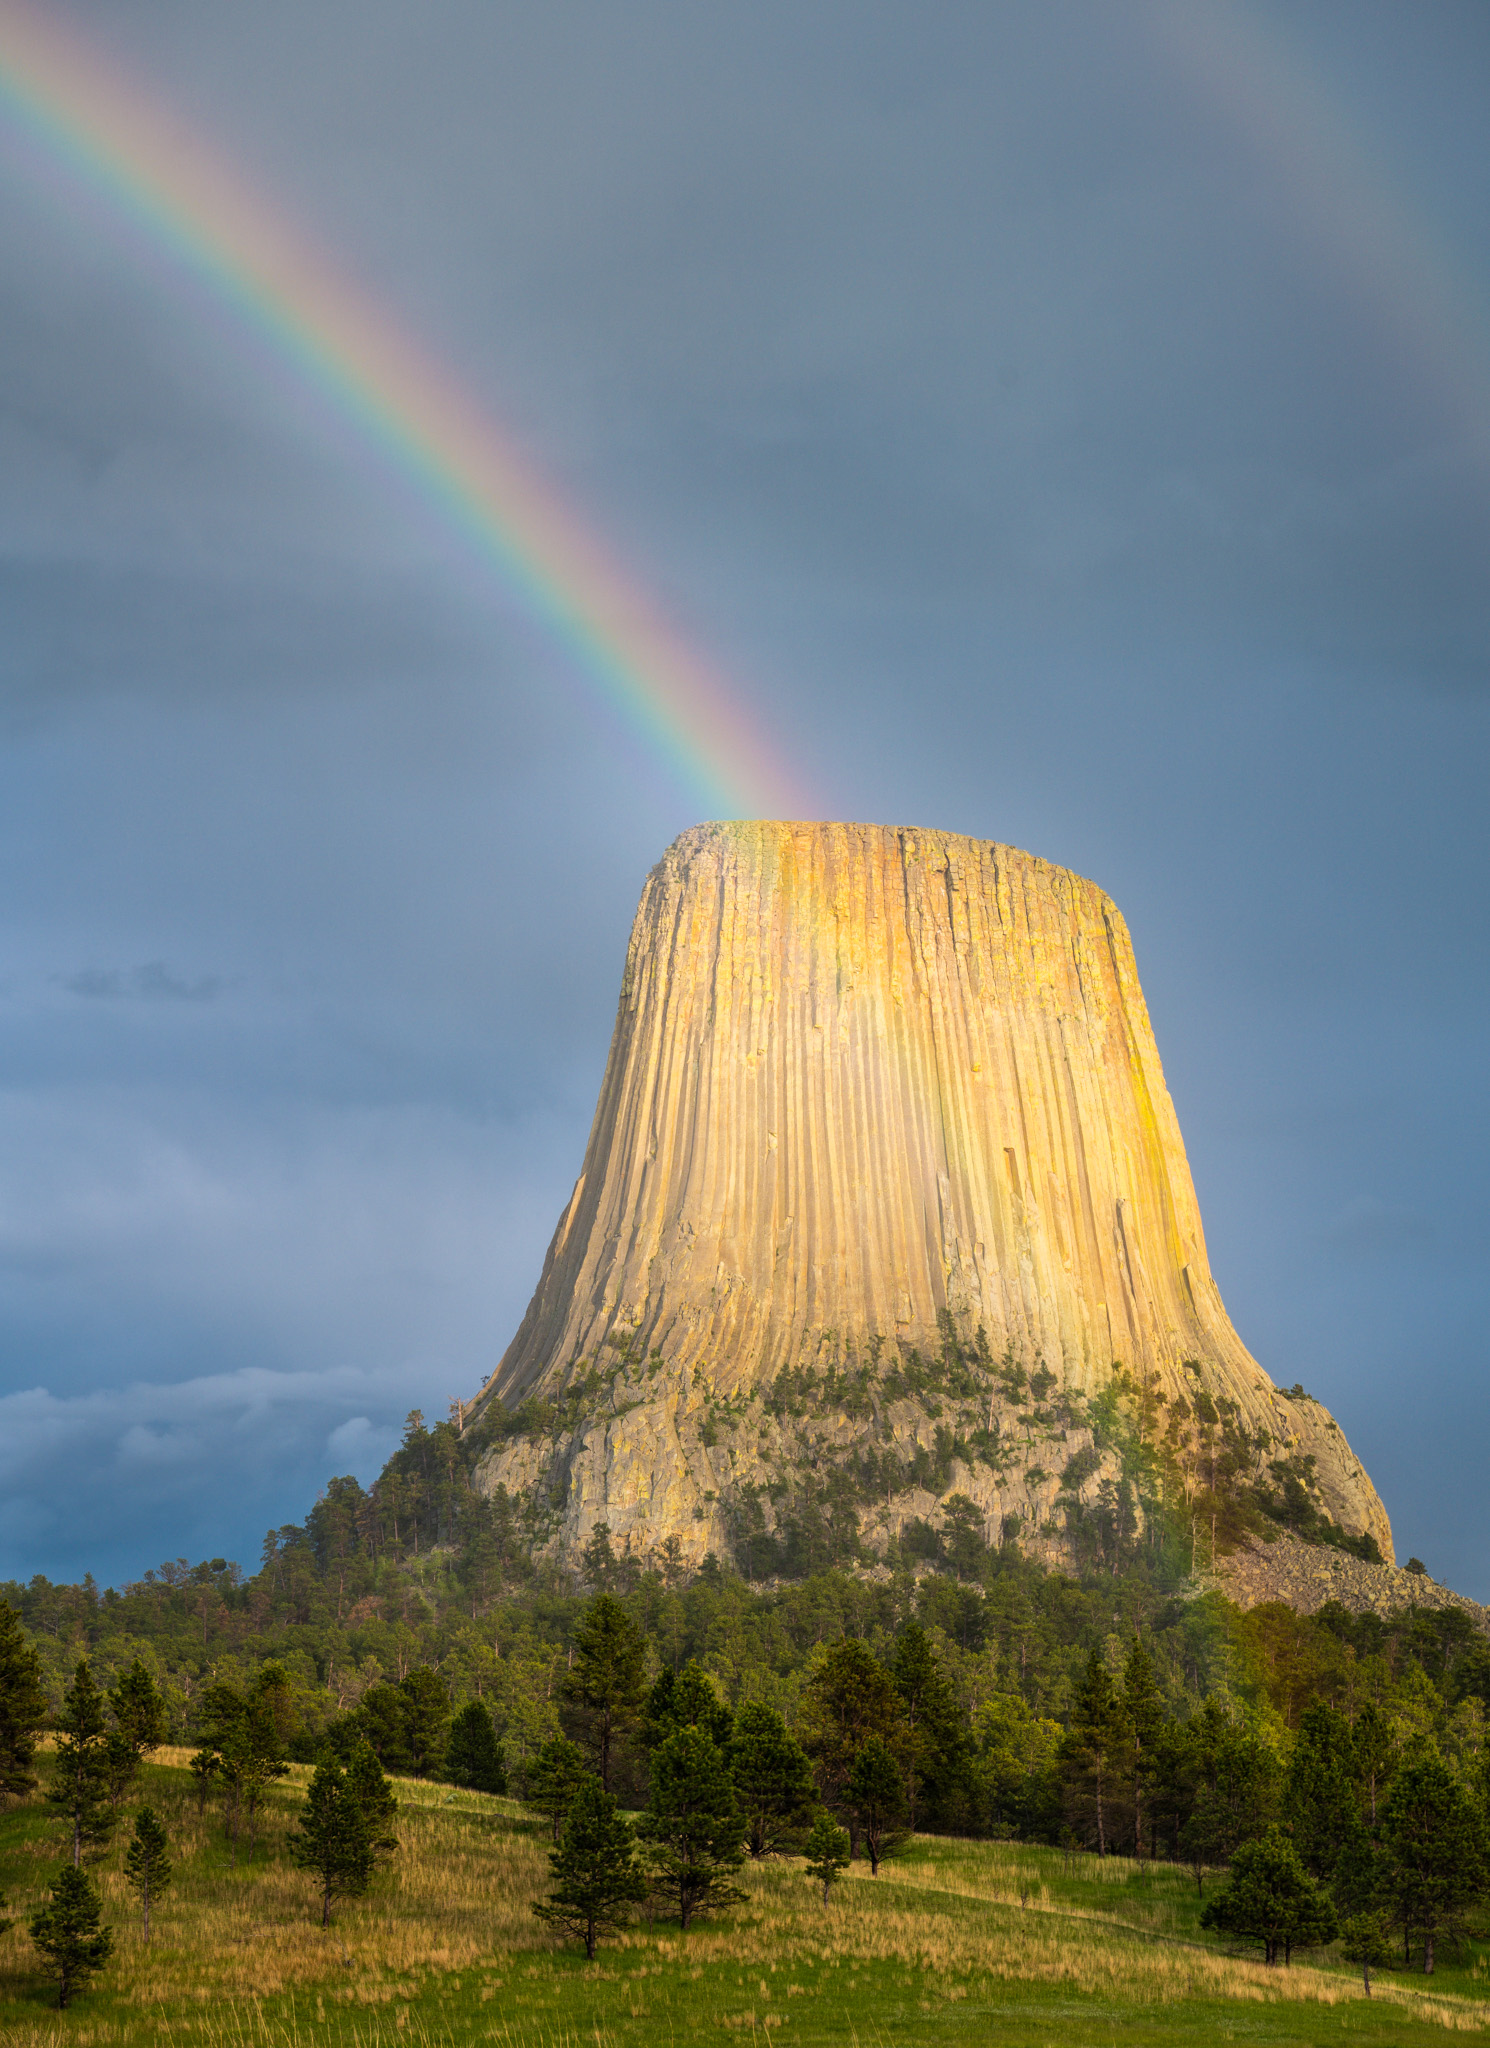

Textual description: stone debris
[1209,1534,1489,1632]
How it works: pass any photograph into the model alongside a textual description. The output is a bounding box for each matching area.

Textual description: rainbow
[1141,0,1490,458]
[0,1,807,820]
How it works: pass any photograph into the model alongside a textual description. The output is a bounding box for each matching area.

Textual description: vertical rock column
[475,820,1391,1561]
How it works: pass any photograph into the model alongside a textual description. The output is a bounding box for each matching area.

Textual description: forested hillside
[6,1400,1490,1879]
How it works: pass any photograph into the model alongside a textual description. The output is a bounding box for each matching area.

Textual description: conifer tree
[1199,1825,1338,1965]
[28,1864,115,2008]
[1340,1912,1393,1996]
[101,1728,141,1810]
[445,1699,507,1792]
[211,1689,289,1864]
[1121,1634,1165,1860]
[122,1807,172,1937]
[891,1625,971,1831]
[635,1724,747,1928]
[109,1659,169,1765]
[799,1636,904,1852]
[561,1595,647,1792]
[527,1736,589,1842]
[398,1666,452,1776]
[188,1746,219,1814]
[1379,1749,1487,1974]
[0,1601,48,1804]
[47,1662,113,1866]
[1351,1700,1394,1825]
[1282,1703,1362,1883]
[803,1815,850,1904]
[643,1659,733,1752]
[346,1737,399,1858]
[729,1701,817,1856]
[846,1735,909,1875]
[532,1774,647,1957]
[288,1756,376,1925]
[1059,1651,1131,1856]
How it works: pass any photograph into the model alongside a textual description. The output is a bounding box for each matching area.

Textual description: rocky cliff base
[1209,1534,1490,1632]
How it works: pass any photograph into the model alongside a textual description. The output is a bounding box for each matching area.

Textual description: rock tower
[472,821,1391,1569]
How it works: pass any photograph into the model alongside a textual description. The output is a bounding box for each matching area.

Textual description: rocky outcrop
[1211,1537,1486,1631]
[471,821,1392,1569]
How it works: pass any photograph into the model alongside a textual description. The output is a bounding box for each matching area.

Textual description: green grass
[3,1751,1489,2045]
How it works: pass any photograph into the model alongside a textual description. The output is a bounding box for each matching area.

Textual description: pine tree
[345,1739,399,1858]
[101,1728,141,1809]
[1059,1651,1132,1856]
[729,1701,817,1856]
[527,1736,589,1842]
[109,1659,168,1765]
[46,1662,114,1867]
[445,1699,508,1793]
[210,1689,289,1865]
[1174,1702,1280,1886]
[803,1815,850,1904]
[1351,1700,1394,1825]
[846,1735,909,1875]
[1379,1749,1487,1974]
[799,1637,904,1853]
[891,1625,971,1831]
[122,1807,172,1937]
[1199,1825,1338,1965]
[0,1601,48,1804]
[1121,1634,1165,1860]
[561,1595,647,1792]
[643,1659,733,1752]
[1340,1912,1393,1996]
[188,1746,220,1814]
[28,1864,115,2008]
[288,1756,376,1925]
[532,1775,647,1957]
[1282,1703,1362,1883]
[398,1666,452,1776]
[635,1725,748,1928]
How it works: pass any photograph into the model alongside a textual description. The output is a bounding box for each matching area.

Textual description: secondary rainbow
[0,1,807,820]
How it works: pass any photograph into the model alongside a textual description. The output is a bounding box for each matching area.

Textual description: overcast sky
[1,0,1486,1594]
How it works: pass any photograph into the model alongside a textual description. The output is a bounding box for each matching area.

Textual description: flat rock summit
[472,821,1391,1572]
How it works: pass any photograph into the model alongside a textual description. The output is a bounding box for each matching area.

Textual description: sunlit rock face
[473,821,1392,1569]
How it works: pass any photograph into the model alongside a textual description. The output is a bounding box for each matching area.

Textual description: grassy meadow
[4,1751,1490,2046]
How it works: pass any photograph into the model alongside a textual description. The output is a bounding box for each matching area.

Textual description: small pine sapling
[635,1725,747,1929]
[1339,1913,1393,1997]
[188,1746,219,1814]
[445,1698,507,1793]
[288,1756,376,1925]
[107,1659,169,1805]
[123,1807,172,1937]
[846,1735,909,1875]
[803,1815,850,1904]
[46,1662,114,1867]
[532,1774,647,1958]
[28,1865,115,2008]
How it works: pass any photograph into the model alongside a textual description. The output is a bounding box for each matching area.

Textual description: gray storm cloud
[0,0,1485,1590]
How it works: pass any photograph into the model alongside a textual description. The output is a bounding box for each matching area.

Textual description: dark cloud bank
[0,0,1486,1589]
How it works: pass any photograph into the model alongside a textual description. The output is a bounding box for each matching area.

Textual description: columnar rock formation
[473,821,1391,1568]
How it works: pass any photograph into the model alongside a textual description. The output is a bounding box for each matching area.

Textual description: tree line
[7,1555,1490,1993]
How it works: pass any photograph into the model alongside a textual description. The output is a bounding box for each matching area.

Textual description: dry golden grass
[4,1759,1490,2043]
